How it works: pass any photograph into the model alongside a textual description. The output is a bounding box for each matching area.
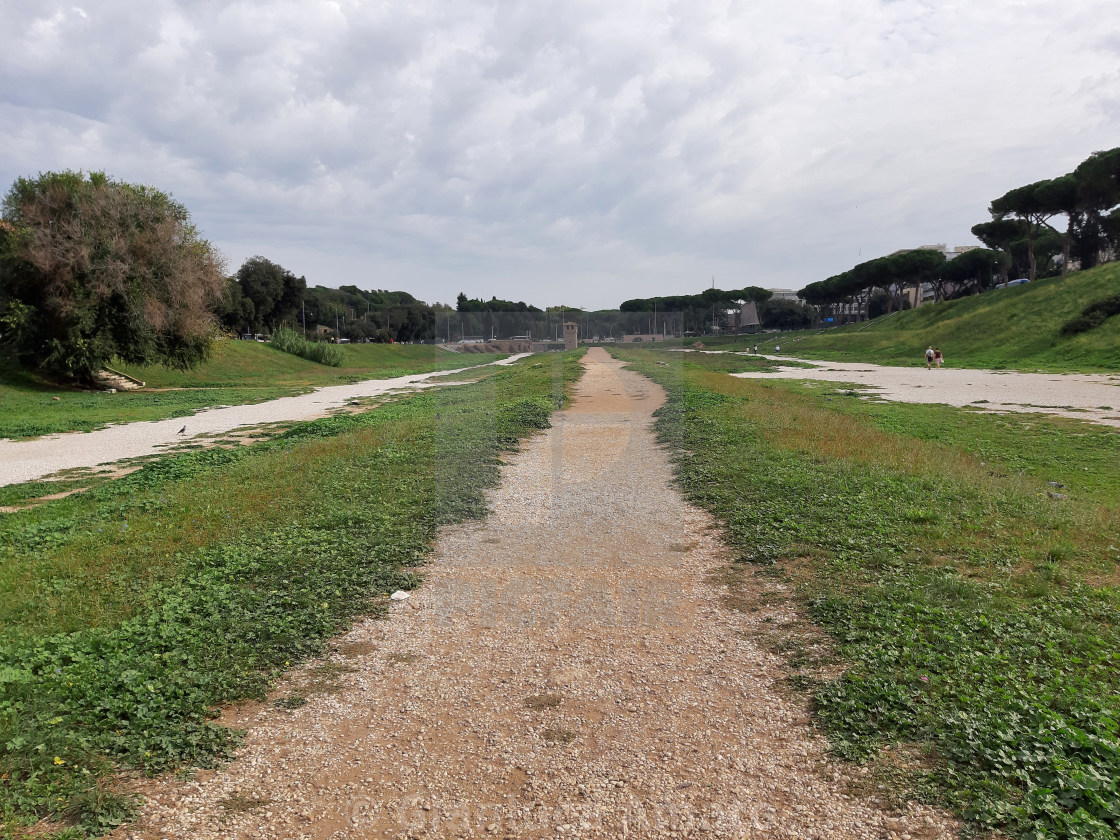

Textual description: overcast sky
[2,1,1119,309]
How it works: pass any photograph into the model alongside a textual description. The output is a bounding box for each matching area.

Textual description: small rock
[390,591,411,601]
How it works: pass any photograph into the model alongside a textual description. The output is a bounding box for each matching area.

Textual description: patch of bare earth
[113,348,958,840]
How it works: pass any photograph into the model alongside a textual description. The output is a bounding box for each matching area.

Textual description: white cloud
[2,0,1119,307]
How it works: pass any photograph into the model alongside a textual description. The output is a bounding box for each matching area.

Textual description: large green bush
[0,171,224,382]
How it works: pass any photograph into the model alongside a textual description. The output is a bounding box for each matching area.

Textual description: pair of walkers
[925,346,944,369]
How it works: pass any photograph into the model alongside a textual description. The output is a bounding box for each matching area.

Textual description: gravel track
[114,348,957,840]
[0,354,529,488]
[727,355,1120,428]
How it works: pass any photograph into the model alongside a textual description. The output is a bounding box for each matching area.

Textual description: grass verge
[703,261,1120,372]
[612,345,1120,840]
[0,341,493,440]
[0,351,581,838]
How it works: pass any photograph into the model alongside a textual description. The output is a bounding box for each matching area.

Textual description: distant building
[766,288,799,301]
[739,300,760,329]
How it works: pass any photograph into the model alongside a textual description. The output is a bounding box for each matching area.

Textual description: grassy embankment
[0,352,581,838]
[613,346,1120,840]
[705,261,1120,372]
[0,341,491,440]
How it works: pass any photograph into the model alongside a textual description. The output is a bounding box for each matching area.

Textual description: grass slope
[613,346,1120,840]
[0,352,580,838]
[0,342,487,440]
[714,262,1120,371]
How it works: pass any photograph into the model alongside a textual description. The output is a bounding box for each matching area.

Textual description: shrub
[1060,293,1120,335]
[268,327,344,366]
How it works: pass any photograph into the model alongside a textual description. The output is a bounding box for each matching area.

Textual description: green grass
[782,380,1120,508]
[706,262,1120,372]
[0,342,494,440]
[613,345,1120,840]
[0,351,581,837]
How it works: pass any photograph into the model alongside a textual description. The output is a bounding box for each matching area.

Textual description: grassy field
[705,261,1120,371]
[0,341,492,440]
[0,352,581,838]
[612,345,1120,840]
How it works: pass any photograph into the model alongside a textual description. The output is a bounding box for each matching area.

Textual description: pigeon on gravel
[177,426,187,434]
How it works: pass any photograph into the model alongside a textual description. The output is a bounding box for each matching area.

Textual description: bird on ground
[177,426,187,434]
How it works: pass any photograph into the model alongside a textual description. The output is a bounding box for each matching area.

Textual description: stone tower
[563,322,578,350]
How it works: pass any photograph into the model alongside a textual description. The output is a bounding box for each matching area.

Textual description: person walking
[934,347,944,368]
[925,346,935,369]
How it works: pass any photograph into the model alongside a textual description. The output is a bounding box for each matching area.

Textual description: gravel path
[726,355,1120,428]
[114,348,956,840]
[0,355,529,488]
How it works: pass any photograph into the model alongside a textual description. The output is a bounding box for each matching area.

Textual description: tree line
[798,147,1120,321]
[216,260,435,345]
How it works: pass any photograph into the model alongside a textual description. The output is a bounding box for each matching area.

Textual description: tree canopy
[619,286,772,313]
[456,293,542,313]
[0,170,225,382]
[227,256,306,333]
[936,248,1007,297]
[798,249,944,316]
[981,148,1120,279]
[304,285,433,343]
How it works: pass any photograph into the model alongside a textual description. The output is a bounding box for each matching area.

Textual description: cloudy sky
[2,0,1119,309]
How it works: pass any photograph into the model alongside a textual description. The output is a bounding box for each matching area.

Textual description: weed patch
[524,693,562,710]
[540,728,576,745]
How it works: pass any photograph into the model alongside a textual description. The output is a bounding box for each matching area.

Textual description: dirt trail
[0,354,530,489]
[117,348,956,839]
[726,355,1120,429]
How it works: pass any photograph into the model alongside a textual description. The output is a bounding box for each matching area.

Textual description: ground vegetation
[0,353,582,836]
[614,345,1120,839]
